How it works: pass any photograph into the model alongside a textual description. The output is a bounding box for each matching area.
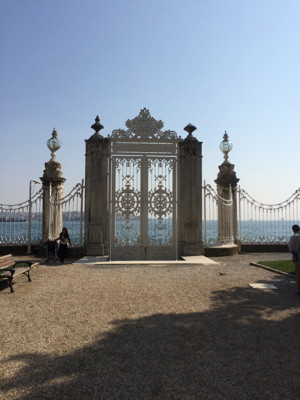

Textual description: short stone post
[178,124,203,256]
[40,129,65,242]
[215,132,239,244]
[84,116,109,256]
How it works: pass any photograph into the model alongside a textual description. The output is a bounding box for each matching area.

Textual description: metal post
[49,181,52,239]
[203,180,207,246]
[238,185,241,242]
[27,180,40,254]
[27,181,32,254]
[229,184,234,243]
[79,179,84,246]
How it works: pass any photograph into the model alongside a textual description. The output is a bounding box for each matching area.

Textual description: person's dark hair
[292,224,300,233]
[61,227,70,238]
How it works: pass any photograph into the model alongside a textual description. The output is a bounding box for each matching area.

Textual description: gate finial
[91,115,104,135]
[184,123,197,140]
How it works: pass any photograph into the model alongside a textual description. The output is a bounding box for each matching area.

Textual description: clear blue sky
[1,0,299,204]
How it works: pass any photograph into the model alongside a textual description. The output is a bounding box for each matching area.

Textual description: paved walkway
[73,254,219,265]
[2,252,298,399]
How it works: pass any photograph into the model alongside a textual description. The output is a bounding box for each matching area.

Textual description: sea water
[0,219,296,245]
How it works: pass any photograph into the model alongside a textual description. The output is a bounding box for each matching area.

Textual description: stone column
[40,129,65,242]
[215,132,239,244]
[178,124,203,256]
[84,116,109,256]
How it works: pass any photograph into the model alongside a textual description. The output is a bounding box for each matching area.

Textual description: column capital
[215,161,239,188]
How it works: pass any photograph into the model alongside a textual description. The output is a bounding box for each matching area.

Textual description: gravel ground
[0,253,299,400]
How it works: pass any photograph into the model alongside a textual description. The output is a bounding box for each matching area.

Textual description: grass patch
[258,260,295,275]
[14,263,29,267]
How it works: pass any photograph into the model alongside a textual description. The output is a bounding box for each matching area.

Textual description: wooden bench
[0,254,39,293]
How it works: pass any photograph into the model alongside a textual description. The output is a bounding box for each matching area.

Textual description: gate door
[110,109,178,260]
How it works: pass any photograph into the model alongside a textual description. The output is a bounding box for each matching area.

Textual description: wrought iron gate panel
[110,108,178,260]
[147,158,175,247]
[112,157,141,250]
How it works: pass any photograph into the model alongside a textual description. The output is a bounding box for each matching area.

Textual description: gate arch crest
[111,107,178,140]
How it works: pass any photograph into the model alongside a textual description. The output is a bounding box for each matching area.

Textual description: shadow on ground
[1,275,300,400]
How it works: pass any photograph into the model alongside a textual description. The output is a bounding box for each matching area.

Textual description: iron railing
[1,180,299,248]
[237,187,300,244]
[0,188,43,245]
[202,183,300,246]
[49,180,85,245]
[0,181,85,247]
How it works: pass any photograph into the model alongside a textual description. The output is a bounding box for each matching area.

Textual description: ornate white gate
[110,109,178,260]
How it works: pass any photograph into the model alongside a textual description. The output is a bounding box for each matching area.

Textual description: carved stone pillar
[178,124,203,256]
[215,132,239,243]
[40,129,65,242]
[84,116,109,256]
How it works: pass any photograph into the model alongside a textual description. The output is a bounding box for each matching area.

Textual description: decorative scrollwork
[115,184,140,219]
[148,184,173,220]
[111,108,178,140]
[148,220,173,246]
[115,222,141,246]
[115,157,141,171]
[148,158,174,172]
